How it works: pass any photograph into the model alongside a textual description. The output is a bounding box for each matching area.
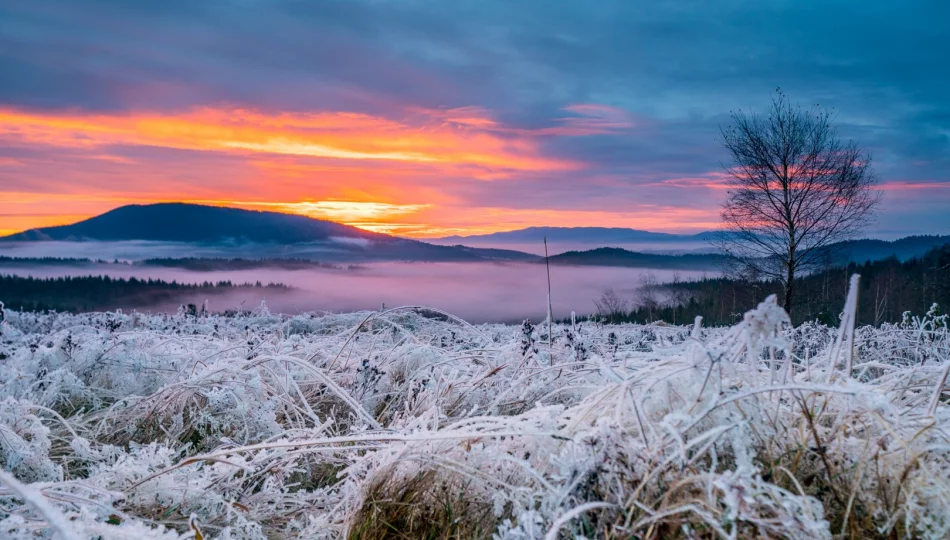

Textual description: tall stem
[545,236,553,348]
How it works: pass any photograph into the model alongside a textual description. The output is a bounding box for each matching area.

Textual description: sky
[1,0,948,238]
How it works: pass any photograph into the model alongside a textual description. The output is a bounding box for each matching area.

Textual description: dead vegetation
[0,281,948,538]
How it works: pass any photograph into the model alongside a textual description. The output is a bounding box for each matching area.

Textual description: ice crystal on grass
[1,277,949,538]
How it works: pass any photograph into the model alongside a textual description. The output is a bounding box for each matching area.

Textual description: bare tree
[717,89,880,317]
[668,272,691,324]
[637,272,661,321]
[593,288,628,323]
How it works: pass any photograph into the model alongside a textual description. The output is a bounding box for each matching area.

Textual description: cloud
[0,106,584,171]
[876,181,950,192]
[0,0,948,236]
[201,200,435,234]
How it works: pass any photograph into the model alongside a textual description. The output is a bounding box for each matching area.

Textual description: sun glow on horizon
[193,200,724,237]
[185,199,435,234]
[0,197,724,238]
[0,103,743,237]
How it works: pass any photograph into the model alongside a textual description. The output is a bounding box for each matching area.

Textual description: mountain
[4,205,944,267]
[2,203,384,244]
[435,226,698,244]
[544,247,730,270]
[542,236,950,271]
[827,235,950,264]
[0,203,536,262]
[435,225,950,265]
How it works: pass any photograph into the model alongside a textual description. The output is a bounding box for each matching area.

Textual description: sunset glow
[2,97,946,237]
[5,5,950,540]
[0,107,580,170]
[0,104,726,237]
[1,0,947,239]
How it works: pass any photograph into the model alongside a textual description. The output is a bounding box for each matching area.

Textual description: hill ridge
[0,203,538,263]
[0,202,385,244]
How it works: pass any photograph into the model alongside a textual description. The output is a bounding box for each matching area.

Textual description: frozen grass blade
[0,288,948,538]
[0,468,82,540]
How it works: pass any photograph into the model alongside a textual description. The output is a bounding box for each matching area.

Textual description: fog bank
[0,261,710,322]
[426,239,717,256]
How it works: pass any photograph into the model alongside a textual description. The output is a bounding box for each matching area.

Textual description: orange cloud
[0,104,724,239]
[0,106,579,173]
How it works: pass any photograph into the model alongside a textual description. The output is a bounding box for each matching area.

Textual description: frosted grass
[0,278,948,538]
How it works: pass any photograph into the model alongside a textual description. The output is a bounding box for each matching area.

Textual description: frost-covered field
[1,281,949,539]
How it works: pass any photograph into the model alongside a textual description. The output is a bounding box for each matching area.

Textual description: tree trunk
[784,265,795,319]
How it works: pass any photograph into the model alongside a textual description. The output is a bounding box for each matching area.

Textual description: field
[1,278,949,539]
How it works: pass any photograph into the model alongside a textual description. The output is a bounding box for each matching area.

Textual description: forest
[0,274,289,313]
[590,243,950,326]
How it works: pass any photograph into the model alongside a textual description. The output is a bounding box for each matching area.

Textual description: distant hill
[436,225,950,267]
[541,236,950,271]
[435,226,700,244]
[3,205,944,267]
[827,235,950,264]
[544,247,731,270]
[1,203,386,244]
[0,203,536,263]
[435,226,950,257]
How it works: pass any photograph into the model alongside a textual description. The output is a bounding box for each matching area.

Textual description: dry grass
[350,471,498,540]
[0,280,948,538]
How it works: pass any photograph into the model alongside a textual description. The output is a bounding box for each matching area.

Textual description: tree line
[588,243,950,327]
[0,274,289,313]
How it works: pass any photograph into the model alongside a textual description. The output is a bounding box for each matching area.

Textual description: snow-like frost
[0,284,949,538]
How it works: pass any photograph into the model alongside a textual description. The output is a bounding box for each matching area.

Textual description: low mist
[0,240,359,261]
[0,261,709,323]
[426,239,718,256]
[0,239,718,260]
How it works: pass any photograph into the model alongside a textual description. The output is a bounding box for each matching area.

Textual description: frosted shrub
[0,278,949,538]
[0,398,61,483]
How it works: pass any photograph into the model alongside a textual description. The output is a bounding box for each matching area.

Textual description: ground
[0,289,948,539]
